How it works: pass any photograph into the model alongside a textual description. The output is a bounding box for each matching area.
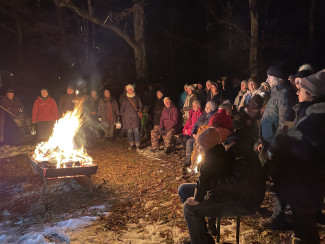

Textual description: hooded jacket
[32,96,59,122]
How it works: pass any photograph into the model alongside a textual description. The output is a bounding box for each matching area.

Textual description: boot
[163,147,171,154]
[128,143,135,150]
[184,156,191,167]
[135,143,141,150]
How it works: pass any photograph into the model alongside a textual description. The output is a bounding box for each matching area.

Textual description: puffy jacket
[260,80,297,148]
[160,104,178,131]
[182,109,204,136]
[191,110,217,135]
[32,96,59,122]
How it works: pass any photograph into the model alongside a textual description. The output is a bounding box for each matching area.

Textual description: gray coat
[260,80,297,148]
[120,94,143,129]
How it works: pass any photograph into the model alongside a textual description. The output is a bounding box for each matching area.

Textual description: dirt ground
[1,137,325,243]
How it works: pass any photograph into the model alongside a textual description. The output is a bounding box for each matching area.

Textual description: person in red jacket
[32,88,59,142]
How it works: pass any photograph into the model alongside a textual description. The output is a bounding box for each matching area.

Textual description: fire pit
[29,156,98,194]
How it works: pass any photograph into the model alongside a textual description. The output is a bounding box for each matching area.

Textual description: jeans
[127,128,140,144]
[178,183,254,244]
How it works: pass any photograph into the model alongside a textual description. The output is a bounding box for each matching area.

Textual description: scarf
[127,92,136,98]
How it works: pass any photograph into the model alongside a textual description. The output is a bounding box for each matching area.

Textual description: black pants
[37,121,54,142]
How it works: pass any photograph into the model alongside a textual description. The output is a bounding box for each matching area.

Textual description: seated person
[177,100,203,148]
[178,111,265,244]
[150,97,178,154]
[184,101,217,167]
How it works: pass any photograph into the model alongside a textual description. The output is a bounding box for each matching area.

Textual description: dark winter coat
[120,94,143,129]
[0,96,23,117]
[58,93,75,117]
[211,93,224,108]
[268,96,325,204]
[159,104,178,131]
[260,80,297,148]
[87,96,100,118]
[196,88,206,105]
[152,98,164,126]
[195,132,266,212]
[32,96,59,122]
[98,97,120,123]
[191,109,217,135]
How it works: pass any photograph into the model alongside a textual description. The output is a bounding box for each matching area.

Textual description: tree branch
[55,0,138,50]
[0,22,18,37]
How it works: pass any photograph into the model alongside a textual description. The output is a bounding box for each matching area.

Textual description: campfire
[32,99,93,168]
[29,98,97,194]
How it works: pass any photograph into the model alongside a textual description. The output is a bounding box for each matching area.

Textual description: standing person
[120,84,143,150]
[210,82,224,108]
[151,89,165,129]
[178,112,265,244]
[88,89,100,120]
[98,89,120,141]
[32,88,59,142]
[179,84,188,108]
[233,80,248,109]
[0,89,24,145]
[150,97,178,153]
[58,85,75,117]
[259,63,297,229]
[182,85,198,125]
[265,70,325,243]
[205,80,212,103]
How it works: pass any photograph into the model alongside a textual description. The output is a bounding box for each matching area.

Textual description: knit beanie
[163,97,172,103]
[208,109,233,129]
[126,84,134,91]
[267,63,289,80]
[294,69,313,80]
[299,70,325,97]
[197,128,220,152]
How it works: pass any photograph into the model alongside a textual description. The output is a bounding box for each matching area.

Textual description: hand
[186,197,199,205]
[98,117,102,122]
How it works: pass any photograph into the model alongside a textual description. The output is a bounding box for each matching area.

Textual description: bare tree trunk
[133,0,147,81]
[309,0,315,54]
[249,0,258,77]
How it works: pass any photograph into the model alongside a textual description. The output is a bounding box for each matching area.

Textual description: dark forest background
[0,0,324,112]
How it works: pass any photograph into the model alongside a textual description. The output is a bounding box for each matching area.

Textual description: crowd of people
[0,62,325,243]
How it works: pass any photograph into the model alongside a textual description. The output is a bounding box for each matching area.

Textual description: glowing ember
[33,99,93,168]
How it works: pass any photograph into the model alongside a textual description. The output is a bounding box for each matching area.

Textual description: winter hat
[294,69,313,80]
[267,63,289,80]
[299,69,325,97]
[187,85,195,91]
[163,97,172,103]
[126,84,134,91]
[208,109,233,130]
[205,101,217,111]
[218,104,232,115]
[67,84,74,90]
[197,128,220,152]
[6,88,14,93]
[298,64,313,72]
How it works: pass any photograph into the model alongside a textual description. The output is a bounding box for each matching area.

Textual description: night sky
[1,0,325,112]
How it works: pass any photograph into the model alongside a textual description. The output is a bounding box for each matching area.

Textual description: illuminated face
[266,75,279,88]
[241,83,247,92]
[157,91,163,99]
[205,104,212,113]
[297,87,313,103]
[164,100,172,108]
[248,81,257,91]
[193,103,201,111]
[67,88,74,94]
[127,88,134,95]
[206,82,211,90]
[187,88,193,95]
[211,85,217,94]
[41,90,48,98]
[295,77,301,89]
[104,90,110,98]
[91,90,97,98]
[6,93,14,100]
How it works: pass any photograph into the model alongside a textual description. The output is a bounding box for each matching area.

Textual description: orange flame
[33,98,93,168]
